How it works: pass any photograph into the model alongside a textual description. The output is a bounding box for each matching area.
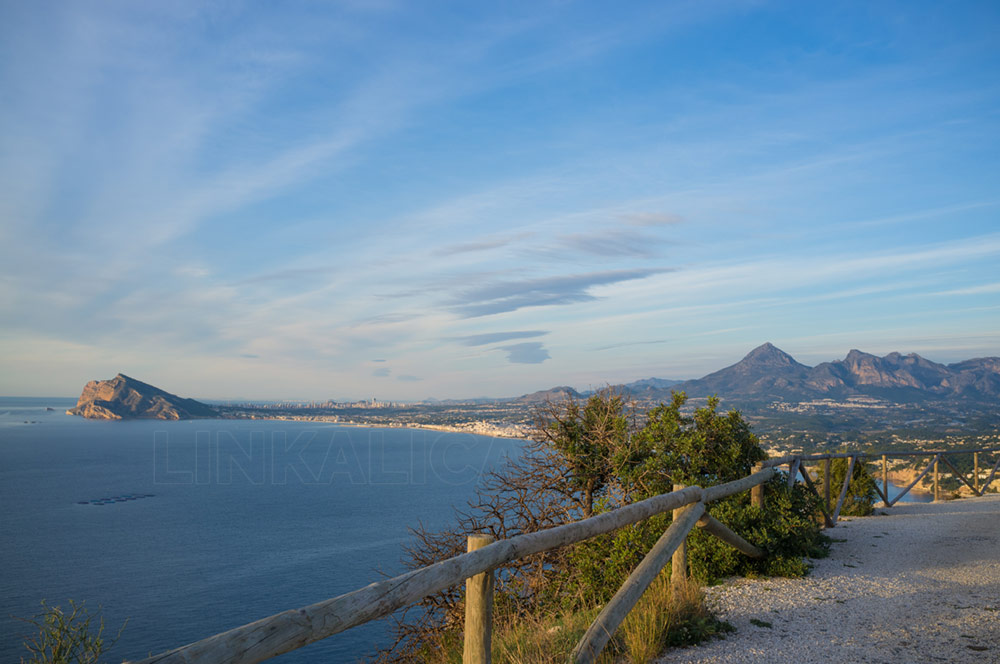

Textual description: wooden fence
[126,446,999,664]
[767,446,1000,522]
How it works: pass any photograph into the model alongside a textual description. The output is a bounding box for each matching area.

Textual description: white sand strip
[658,494,1000,664]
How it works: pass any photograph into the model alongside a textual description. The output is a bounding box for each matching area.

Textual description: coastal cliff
[68,373,218,420]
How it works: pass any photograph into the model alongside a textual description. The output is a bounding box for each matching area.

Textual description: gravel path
[657,494,1000,664]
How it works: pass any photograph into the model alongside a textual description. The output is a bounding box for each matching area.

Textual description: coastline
[217,412,531,440]
[884,466,987,498]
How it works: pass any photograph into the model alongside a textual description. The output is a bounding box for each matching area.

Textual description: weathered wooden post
[881,454,888,504]
[672,484,687,587]
[974,452,980,495]
[787,457,800,489]
[464,534,494,664]
[823,457,831,514]
[750,464,763,509]
[933,455,940,502]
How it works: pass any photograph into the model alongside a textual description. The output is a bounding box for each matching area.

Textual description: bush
[381,390,829,662]
[817,457,878,516]
[17,600,126,664]
[566,394,826,597]
[688,479,830,580]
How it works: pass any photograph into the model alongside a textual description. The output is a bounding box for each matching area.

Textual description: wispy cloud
[434,233,532,256]
[594,339,668,351]
[450,330,549,346]
[233,267,335,286]
[558,229,667,258]
[619,212,685,226]
[843,200,1000,231]
[500,342,550,364]
[930,282,1000,296]
[451,269,670,317]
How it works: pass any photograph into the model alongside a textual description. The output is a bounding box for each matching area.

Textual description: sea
[878,478,933,504]
[0,398,521,663]
[0,398,932,663]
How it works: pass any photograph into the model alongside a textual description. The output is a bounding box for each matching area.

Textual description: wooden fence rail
[127,446,999,664]
[770,446,1000,519]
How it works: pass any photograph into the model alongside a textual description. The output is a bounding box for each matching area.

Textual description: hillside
[513,385,583,404]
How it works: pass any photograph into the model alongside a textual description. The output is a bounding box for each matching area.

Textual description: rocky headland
[68,374,218,420]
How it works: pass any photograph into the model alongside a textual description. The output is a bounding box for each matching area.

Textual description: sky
[1,1,999,401]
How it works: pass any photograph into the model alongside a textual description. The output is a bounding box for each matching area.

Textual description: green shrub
[385,390,831,662]
[17,600,126,664]
[817,457,878,516]
[689,479,830,580]
[566,395,827,598]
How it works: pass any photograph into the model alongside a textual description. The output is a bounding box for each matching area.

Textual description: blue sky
[1,1,998,400]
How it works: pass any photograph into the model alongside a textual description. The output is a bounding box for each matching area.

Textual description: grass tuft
[404,572,732,664]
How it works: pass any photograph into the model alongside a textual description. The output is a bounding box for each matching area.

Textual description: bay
[0,399,520,663]
[877,478,934,504]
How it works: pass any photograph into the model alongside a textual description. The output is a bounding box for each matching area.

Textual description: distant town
[214,393,1000,457]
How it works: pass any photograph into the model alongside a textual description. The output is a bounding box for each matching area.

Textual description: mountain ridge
[518,343,1000,403]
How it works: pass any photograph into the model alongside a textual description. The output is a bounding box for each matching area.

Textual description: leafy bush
[17,600,126,664]
[566,394,826,598]
[381,390,829,662]
[817,457,878,516]
[688,479,830,580]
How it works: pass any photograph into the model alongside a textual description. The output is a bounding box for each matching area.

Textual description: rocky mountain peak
[739,343,808,369]
[68,374,217,420]
[844,349,875,364]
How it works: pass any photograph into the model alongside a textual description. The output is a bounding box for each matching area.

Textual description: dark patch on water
[77,494,155,505]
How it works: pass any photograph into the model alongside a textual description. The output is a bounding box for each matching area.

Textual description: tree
[382,390,827,661]
[532,389,634,517]
[624,393,765,495]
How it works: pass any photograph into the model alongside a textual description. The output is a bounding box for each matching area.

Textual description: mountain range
[526,343,1000,404]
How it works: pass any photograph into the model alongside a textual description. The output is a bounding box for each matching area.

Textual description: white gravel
[656,494,1000,664]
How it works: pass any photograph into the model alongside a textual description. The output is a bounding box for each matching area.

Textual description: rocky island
[68,373,218,420]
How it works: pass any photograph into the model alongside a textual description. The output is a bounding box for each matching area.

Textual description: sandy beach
[657,494,1000,664]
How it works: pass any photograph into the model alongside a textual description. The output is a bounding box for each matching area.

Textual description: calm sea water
[878,478,934,504]
[0,398,520,663]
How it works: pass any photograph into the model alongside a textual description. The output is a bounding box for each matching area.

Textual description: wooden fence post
[881,454,888,504]
[974,452,980,495]
[464,534,494,664]
[672,484,687,587]
[751,464,763,509]
[787,457,801,489]
[573,501,706,664]
[933,456,940,502]
[831,455,856,524]
[823,457,831,514]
